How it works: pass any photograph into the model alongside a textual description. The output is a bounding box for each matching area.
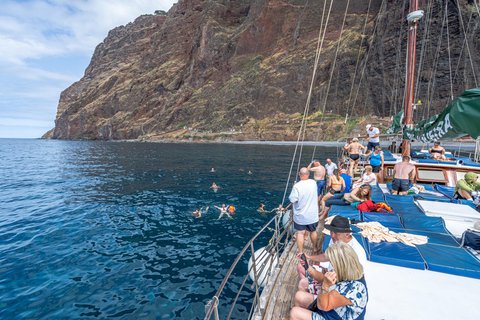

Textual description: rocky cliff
[43,0,480,141]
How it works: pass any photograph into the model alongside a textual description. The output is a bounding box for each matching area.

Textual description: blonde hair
[325,241,363,282]
[365,165,373,172]
[352,137,358,142]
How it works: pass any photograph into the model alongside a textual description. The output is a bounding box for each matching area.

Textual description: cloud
[0,0,176,73]
[0,0,176,138]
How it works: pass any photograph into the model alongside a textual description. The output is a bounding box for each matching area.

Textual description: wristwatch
[321,287,328,294]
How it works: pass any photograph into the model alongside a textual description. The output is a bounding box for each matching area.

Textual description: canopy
[386,87,480,142]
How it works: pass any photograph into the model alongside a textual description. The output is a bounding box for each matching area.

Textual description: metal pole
[401,0,420,158]
[250,243,262,316]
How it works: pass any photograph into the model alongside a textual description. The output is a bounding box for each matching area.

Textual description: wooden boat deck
[254,236,317,320]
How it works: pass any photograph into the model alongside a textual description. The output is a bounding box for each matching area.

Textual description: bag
[356,200,376,212]
[460,229,480,250]
[307,299,318,312]
[375,202,393,212]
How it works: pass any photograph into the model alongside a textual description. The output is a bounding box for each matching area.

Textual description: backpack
[356,200,376,212]
[460,229,480,250]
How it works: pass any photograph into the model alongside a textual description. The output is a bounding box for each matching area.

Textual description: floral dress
[312,279,368,320]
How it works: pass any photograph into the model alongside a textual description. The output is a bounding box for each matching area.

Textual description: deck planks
[256,237,316,320]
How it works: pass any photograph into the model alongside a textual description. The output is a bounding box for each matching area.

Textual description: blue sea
[0,139,337,319]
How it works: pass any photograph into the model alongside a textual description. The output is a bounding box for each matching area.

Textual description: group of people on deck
[286,124,444,320]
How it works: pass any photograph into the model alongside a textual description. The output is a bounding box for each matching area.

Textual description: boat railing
[204,211,293,320]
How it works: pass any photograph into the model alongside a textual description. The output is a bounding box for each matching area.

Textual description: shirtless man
[344,138,366,176]
[429,142,447,160]
[391,156,416,195]
[307,160,326,205]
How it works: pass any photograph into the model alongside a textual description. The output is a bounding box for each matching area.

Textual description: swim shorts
[367,141,379,151]
[350,154,360,161]
[392,178,410,192]
[372,165,381,173]
[294,221,319,232]
[316,180,325,196]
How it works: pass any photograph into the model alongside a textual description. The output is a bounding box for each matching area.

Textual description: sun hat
[324,215,355,233]
[366,124,372,130]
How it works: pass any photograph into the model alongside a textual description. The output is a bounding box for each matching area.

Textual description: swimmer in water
[211,168,215,172]
[211,183,219,189]
[191,208,202,218]
[215,204,233,220]
[228,204,235,215]
[198,206,209,218]
[272,203,292,214]
[248,170,252,175]
[258,203,267,213]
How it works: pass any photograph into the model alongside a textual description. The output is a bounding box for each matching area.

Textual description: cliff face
[45,0,480,140]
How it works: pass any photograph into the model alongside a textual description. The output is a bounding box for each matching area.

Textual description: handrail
[204,212,291,320]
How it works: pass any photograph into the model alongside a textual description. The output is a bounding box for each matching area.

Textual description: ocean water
[0,139,337,319]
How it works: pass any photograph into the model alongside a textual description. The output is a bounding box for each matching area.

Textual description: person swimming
[258,203,267,213]
[191,208,202,218]
[215,204,233,220]
[211,183,219,189]
[211,168,215,172]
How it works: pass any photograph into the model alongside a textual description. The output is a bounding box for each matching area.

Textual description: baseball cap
[366,124,372,130]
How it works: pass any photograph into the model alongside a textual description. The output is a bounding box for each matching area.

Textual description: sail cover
[386,88,480,142]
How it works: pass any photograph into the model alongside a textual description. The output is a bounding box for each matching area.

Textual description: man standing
[364,124,380,155]
[391,156,416,195]
[289,168,320,254]
[307,160,326,201]
[324,158,337,178]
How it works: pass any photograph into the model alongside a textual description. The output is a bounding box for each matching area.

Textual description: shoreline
[113,138,477,151]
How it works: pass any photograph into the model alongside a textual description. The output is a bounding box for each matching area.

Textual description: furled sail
[386,88,480,142]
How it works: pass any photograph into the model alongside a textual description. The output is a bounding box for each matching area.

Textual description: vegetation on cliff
[43,0,480,141]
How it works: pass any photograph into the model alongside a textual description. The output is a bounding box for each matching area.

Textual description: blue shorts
[294,221,319,232]
[316,180,325,196]
[367,141,379,151]
[392,178,410,192]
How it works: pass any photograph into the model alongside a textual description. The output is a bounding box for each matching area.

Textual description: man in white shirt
[289,168,320,254]
[324,158,337,178]
[364,124,380,155]
[296,215,367,293]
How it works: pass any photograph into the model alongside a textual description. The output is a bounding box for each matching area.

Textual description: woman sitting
[428,142,447,160]
[290,242,368,320]
[352,166,377,189]
[319,185,372,219]
[320,169,345,212]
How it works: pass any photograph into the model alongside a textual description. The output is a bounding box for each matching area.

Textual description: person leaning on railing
[290,242,368,320]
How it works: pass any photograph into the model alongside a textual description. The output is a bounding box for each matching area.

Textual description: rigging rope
[344,0,373,122]
[281,0,331,206]
[312,0,351,161]
[445,1,454,101]
[455,0,478,87]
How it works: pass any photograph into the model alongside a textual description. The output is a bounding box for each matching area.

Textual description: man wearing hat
[364,124,380,156]
[454,172,480,201]
[296,215,367,292]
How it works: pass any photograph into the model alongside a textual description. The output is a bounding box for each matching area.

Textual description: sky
[0,0,176,138]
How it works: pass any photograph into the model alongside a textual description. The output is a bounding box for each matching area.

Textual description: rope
[455,0,478,87]
[281,0,331,206]
[445,1,454,101]
[350,0,387,115]
[344,0,372,120]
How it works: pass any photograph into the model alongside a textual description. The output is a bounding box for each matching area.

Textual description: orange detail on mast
[402,0,419,158]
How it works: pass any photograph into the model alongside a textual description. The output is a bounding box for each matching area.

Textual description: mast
[401,1,423,157]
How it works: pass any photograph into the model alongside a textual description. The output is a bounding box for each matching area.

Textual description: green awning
[385,87,480,142]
